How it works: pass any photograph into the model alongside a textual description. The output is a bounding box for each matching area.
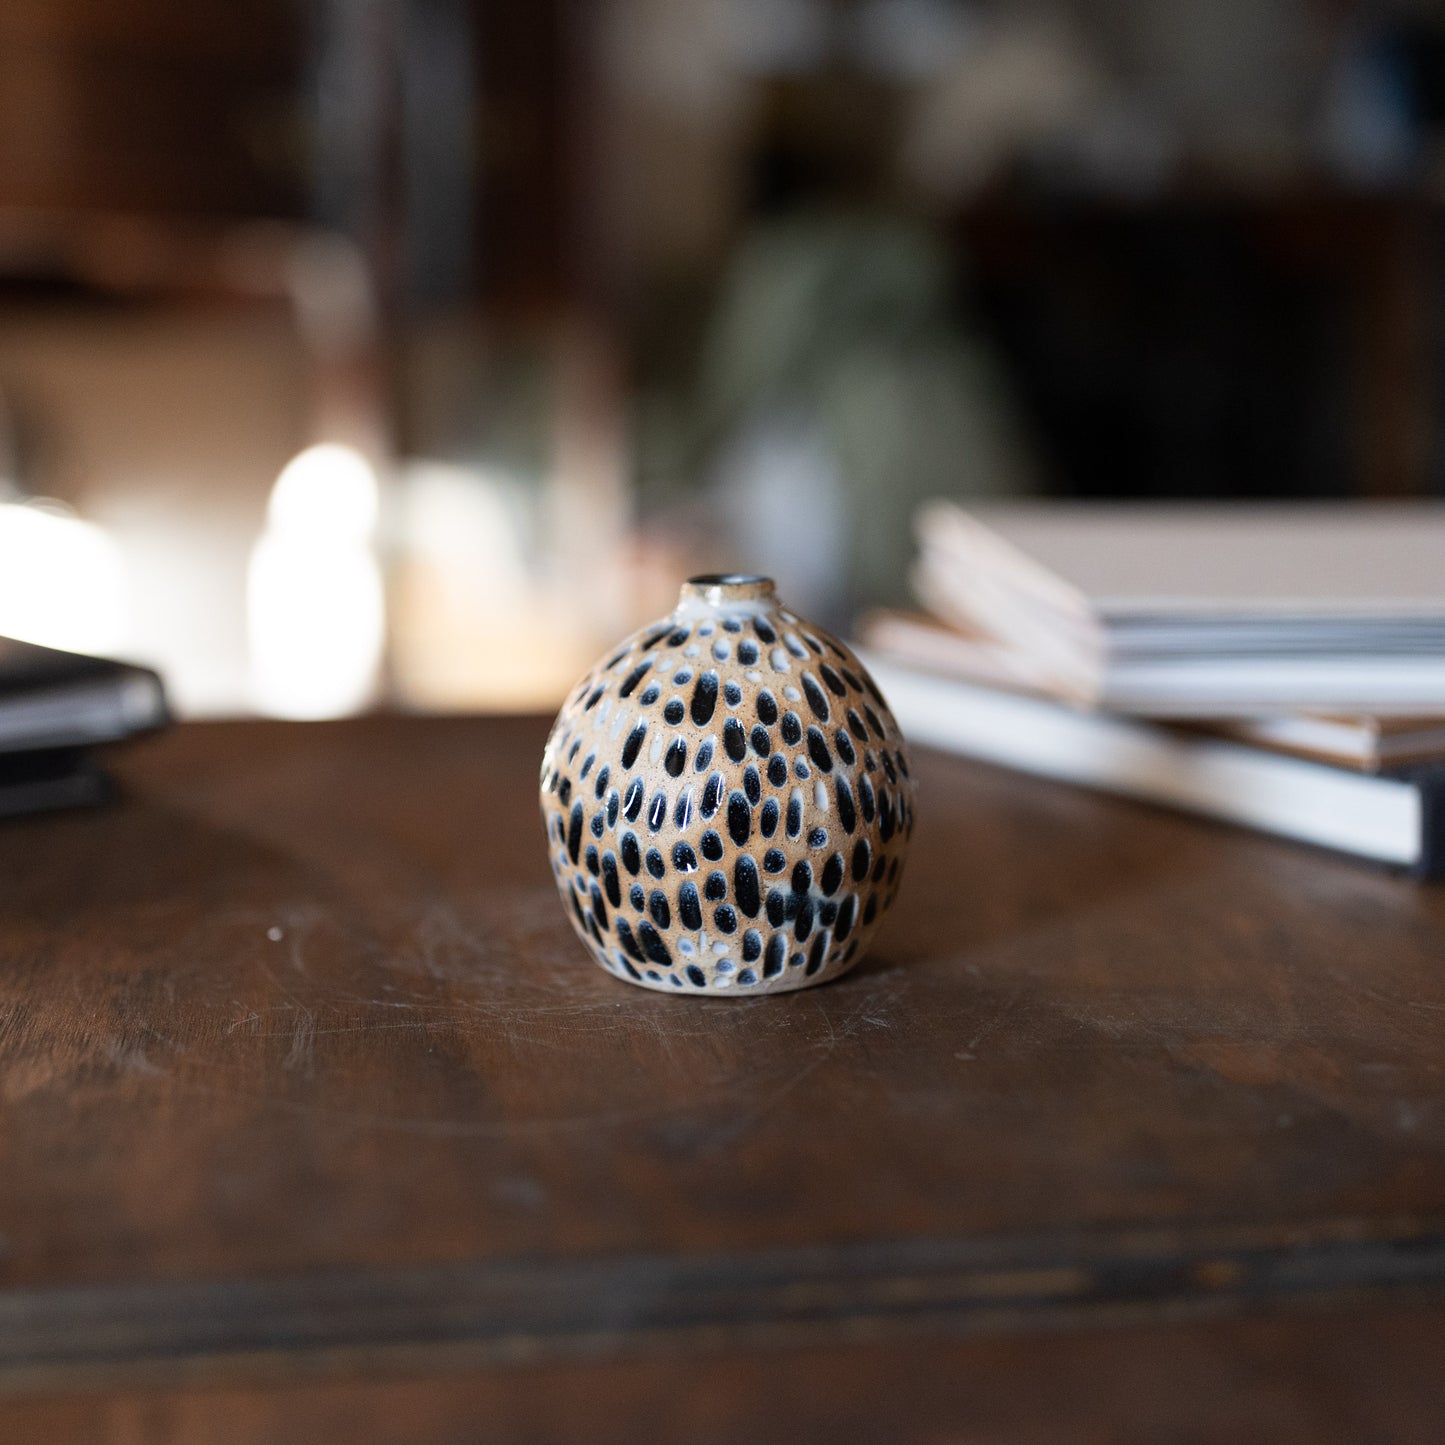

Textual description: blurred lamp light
[0,501,127,655]
[247,444,385,720]
[267,442,381,540]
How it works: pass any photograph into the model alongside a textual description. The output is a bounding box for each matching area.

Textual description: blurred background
[2,0,1445,717]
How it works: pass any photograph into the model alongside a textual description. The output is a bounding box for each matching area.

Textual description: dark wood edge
[4,1216,1445,1394]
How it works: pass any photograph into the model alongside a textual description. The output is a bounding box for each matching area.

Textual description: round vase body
[540,575,915,995]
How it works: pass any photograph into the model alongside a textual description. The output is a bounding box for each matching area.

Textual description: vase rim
[678,574,777,608]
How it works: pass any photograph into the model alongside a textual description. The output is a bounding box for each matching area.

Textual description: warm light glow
[267,444,380,540]
[390,462,595,711]
[0,501,127,654]
[247,445,386,720]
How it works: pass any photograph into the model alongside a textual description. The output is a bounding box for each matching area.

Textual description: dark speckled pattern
[540,577,914,995]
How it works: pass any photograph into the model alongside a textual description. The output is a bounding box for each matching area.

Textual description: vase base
[594,954,863,998]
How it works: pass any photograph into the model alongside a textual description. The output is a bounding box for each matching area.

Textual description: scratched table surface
[2,715,1445,1443]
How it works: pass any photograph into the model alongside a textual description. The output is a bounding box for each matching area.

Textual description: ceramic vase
[540,575,915,995]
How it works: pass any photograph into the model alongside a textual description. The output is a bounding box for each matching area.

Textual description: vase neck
[676,574,777,613]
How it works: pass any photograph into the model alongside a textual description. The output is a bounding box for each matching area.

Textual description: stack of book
[860,502,1445,876]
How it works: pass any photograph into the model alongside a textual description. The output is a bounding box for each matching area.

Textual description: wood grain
[2,715,1444,1429]
[6,1302,1445,1445]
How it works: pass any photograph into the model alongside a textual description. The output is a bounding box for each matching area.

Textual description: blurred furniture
[959,189,1440,501]
[1,717,1444,1439]
[0,0,303,218]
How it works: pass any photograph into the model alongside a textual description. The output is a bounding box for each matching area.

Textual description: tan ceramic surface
[540,576,915,995]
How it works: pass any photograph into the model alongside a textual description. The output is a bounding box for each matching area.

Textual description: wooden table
[2,716,1444,1442]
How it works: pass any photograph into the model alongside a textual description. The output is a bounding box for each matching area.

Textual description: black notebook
[0,637,170,817]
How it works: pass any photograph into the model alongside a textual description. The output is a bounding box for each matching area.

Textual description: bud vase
[540,575,915,995]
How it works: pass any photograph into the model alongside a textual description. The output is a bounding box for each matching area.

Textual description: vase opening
[679,574,777,608]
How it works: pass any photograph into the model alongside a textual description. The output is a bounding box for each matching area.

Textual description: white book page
[864,655,1423,866]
